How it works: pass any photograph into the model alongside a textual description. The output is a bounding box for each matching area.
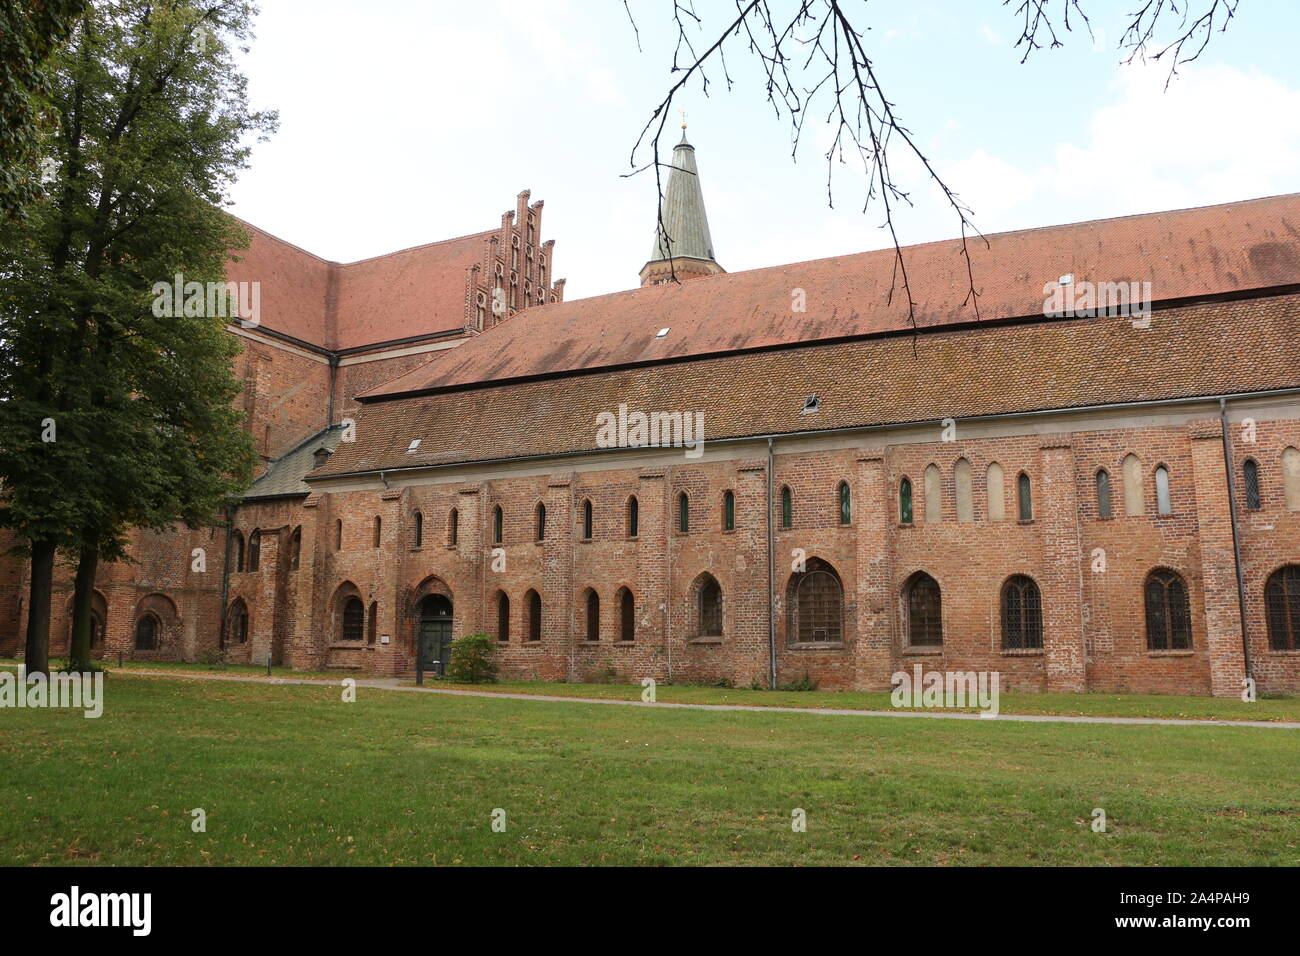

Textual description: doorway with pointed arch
[416,593,454,675]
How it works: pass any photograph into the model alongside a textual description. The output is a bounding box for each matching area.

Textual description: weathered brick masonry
[3,166,1298,698]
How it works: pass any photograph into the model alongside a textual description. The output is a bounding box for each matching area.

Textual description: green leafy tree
[0,0,87,217]
[0,0,275,673]
[444,634,499,684]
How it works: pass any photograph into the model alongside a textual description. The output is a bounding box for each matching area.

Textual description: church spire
[638,125,725,287]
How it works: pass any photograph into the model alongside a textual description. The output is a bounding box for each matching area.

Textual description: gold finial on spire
[679,108,687,130]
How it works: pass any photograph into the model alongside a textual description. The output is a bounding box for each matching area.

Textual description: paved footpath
[114,669,1300,729]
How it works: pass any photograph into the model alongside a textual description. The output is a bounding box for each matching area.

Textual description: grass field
[0,674,1296,866]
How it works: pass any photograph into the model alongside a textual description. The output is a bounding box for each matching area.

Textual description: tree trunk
[68,544,99,672]
[23,539,56,676]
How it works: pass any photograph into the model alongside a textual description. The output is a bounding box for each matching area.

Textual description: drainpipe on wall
[1219,398,1253,679]
[665,475,673,684]
[326,353,340,427]
[767,438,777,689]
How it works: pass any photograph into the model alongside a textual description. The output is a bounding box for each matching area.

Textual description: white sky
[227,0,1300,301]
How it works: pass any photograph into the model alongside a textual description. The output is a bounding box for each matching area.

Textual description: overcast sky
[227,0,1300,301]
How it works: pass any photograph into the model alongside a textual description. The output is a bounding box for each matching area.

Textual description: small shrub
[445,633,498,684]
[195,648,227,669]
[777,673,818,692]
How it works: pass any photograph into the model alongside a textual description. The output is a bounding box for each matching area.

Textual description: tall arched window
[905,572,942,647]
[698,575,723,637]
[493,506,503,545]
[986,462,1004,522]
[924,464,942,524]
[838,481,852,525]
[1243,459,1261,512]
[790,559,842,644]
[581,498,593,539]
[1122,454,1144,516]
[247,529,261,572]
[1265,565,1300,651]
[135,614,159,650]
[627,496,639,537]
[535,502,547,541]
[899,477,913,525]
[954,459,973,523]
[1285,448,1300,511]
[496,591,510,643]
[225,600,249,645]
[449,508,459,546]
[289,527,302,570]
[780,485,792,528]
[1144,569,1192,650]
[1154,465,1172,516]
[413,510,424,547]
[232,531,246,572]
[341,597,365,642]
[1096,469,1113,519]
[618,587,635,642]
[678,493,690,533]
[1001,576,1043,650]
[585,589,600,642]
[526,589,542,642]
[723,490,735,531]
[1017,473,1033,521]
[373,516,382,548]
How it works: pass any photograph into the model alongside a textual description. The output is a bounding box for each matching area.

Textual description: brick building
[3,135,1299,698]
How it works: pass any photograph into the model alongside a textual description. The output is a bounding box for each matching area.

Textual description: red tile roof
[225,219,492,350]
[359,193,1300,401]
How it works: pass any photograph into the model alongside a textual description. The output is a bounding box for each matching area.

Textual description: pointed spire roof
[646,129,721,268]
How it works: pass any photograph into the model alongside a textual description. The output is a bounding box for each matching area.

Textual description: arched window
[1265,566,1300,651]
[1001,576,1043,650]
[780,486,792,529]
[289,527,302,570]
[585,589,600,641]
[1096,469,1113,519]
[232,531,245,572]
[581,498,593,539]
[1285,448,1300,511]
[413,511,424,547]
[1144,569,1192,650]
[678,493,690,533]
[367,602,378,644]
[449,508,459,546]
[627,496,639,537]
[373,516,382,548]
[790,559,842,644]
[1154,465,1172,516]
[526,589,542,642]
[1122,454,1144,516]
[986,462,1004,521]
[1017,473,1033,521]
[493,505,503,545]
[225,600,249,645]
[954,459,973,523]
[899,477,913,525]
[1243,459,1261,512]
[496,591,510,643]
[905,572,942,647]
[536,502,547,541]
[341,597,365,642]
[618,588,635,642]
[247,529,261,572]
[924,464,942,524]
[838,481,852,525]
[335,519,343,550]
[723,490,735,531]
[698,575,723,637]
[135,615,159,651]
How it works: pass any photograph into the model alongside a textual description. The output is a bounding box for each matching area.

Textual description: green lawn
[0,674,1296,865]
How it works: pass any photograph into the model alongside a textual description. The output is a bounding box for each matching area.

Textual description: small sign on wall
[380,634,390,645]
